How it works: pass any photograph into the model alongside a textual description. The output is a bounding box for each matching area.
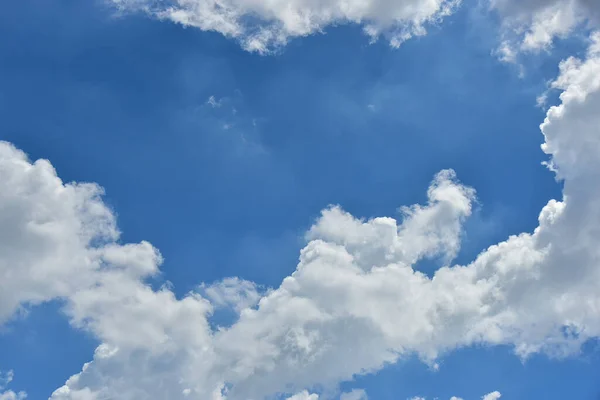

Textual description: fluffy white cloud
[109,0,460,52]
[1,32,600,400]
[108,0,600,60]
[491,0,600,61]
[287,391,319,400]
[0,142,162,323]
[0,392,26,400]
[481,391,502,400]
[42,167,475,400]
[199,277,264,313]
[108,0,598,57]
[0,371,26,400]
[340,389,368,400]
[0,142,213,399]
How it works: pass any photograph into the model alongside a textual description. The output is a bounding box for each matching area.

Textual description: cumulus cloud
[107,0,600,59]
[481,391,502,400]
[287,391,319,400]
[45,167,475,400]
[491,0,600,61]
[340,389,368,400]
[1,32,600,400]
[109,0,460,52]
[199,277,264,313]
[0,142,160,323]
[0,392,26,400]
[0,371,26,400]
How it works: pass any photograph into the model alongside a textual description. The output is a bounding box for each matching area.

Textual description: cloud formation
[1,31,600,400]
[0,142,160,324]
[109,0,460,52]
[0,371,26,400]
[109,0,599,57]
[481,391,502,400]
[491,0,600,61]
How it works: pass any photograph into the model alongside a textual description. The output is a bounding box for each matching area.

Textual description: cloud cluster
[287,392,319,400]
[0,142,159,324]
[482,392,502,400]
[109,0,599,58]
[109,0,460,52]
[491,0,600,62]
[1,30,600,400]
[0,371,26,400]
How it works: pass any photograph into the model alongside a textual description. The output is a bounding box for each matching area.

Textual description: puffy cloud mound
[287,391,320,400]
[482,391,502,400]
[340,389,368,400]
[108,0,600,58]
[0,371,26,400]
[109,0,460,52]
[0,142,161,323]
[1,33,600,400]
[491,0,600,61]
[0,391,26,400]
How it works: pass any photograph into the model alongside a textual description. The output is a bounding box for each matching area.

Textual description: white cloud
[1,145,468,399]
[0,392,26,400]
[1,32,600,400]
[109,0,600,60]
[109,0,598,58]
[199,277,263,313]
[109,0,461,53]
[340,389,368,400]
[0,142,154,324]
[0,371,13,389]
[490,0,600,60]
[287,391,319,400]
[207,95,223,108]
[0,371,26,400]
[482,391,502,400]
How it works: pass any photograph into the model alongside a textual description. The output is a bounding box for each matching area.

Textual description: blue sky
[1,0,600,399]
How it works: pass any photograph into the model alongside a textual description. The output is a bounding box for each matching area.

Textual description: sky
[0,0,600,399]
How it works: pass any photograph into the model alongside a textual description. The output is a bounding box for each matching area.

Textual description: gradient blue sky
[1,0,599,399]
